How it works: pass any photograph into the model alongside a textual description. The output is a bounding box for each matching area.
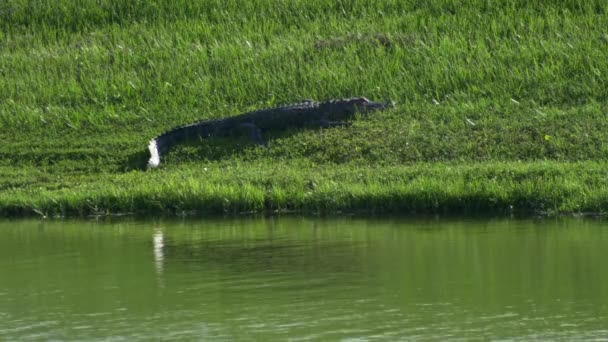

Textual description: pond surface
[1,217,607,340]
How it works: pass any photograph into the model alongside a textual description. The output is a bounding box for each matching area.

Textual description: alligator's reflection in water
[153,230,165,275]
[156,231,366,291]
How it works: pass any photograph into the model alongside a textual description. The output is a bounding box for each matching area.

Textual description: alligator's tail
[147,139,162,168]
[147,121,213,168]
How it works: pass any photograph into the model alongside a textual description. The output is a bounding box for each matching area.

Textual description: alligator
[147,97,394,168]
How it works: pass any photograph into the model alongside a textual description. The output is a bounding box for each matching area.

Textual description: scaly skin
[147,97,394,168]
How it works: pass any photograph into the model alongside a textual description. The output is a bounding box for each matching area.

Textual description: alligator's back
[231,100,321,130]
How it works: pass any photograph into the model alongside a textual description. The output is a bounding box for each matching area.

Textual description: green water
[1,218,607,340]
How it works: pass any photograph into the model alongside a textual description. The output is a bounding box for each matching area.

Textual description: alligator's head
[323,97,395,120]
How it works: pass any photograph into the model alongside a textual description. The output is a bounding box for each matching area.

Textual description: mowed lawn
[1,0,607,216]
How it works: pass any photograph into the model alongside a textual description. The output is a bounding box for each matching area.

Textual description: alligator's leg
[237,123,267,146]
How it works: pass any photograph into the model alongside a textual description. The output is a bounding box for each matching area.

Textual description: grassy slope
[1,0,607,217]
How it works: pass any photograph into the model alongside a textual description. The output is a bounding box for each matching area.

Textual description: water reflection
[153,230,164,275]
[0,217,607,340]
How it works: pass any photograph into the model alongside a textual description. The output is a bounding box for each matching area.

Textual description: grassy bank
[1,0,607,217]
[2,161,608,217]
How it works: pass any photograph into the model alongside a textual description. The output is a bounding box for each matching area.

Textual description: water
[1,217,607,340]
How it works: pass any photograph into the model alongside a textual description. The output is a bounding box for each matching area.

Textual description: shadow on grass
[122,150,151,172]
[122,135,266,171]
[122,127,331,171]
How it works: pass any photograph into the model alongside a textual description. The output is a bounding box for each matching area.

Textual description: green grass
[1,0,608,217]
[3,161,608,218]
